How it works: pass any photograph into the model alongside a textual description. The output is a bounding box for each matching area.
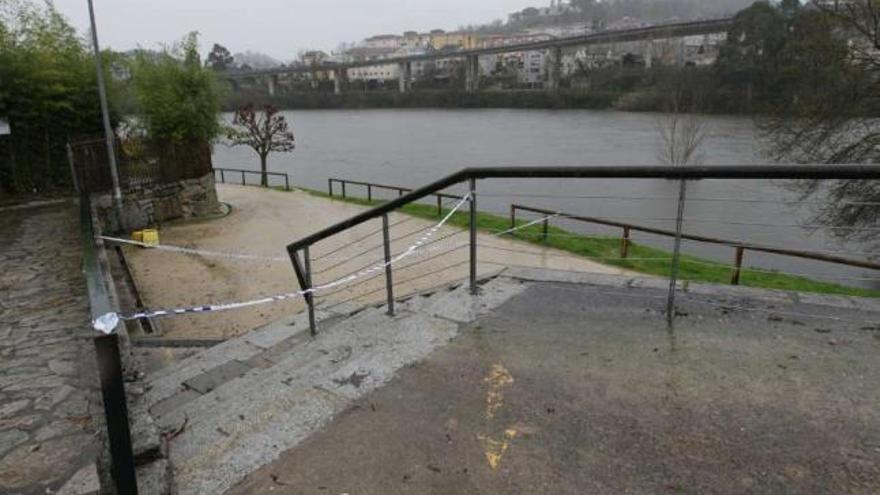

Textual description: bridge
[223,18,734,95]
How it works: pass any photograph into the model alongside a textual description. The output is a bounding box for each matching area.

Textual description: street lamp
[86,0,124,226]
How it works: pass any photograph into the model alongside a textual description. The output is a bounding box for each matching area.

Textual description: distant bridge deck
[224,18,733,80]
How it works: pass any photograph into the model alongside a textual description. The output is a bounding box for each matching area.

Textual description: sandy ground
[125,185,631,340]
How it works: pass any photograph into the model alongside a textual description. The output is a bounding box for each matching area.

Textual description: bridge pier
[398,62,411,93]
[333,68,345,95]
[464,55,479,93]
[547,46,562,91]
[267,75,278,97]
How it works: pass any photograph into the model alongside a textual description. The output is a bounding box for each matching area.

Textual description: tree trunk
[260,154,268,187]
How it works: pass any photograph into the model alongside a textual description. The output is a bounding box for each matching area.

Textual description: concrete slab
[183,360,252,394]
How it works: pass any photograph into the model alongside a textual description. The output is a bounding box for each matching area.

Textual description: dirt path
[125,185,632,340]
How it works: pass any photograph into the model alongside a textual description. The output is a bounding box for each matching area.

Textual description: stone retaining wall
[95,173,221,232]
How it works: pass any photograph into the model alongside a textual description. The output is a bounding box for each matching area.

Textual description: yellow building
[429,31,480,51]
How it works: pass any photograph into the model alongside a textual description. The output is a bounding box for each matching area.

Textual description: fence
[69,137,213,195]
[214,167,291,190]
[287,166,880,335]
[509,204,880,286]
[328,178,463,217]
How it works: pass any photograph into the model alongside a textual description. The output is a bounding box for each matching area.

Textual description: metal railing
[214,167,291,190]
[79,196,138,494]
[288,165,880,336]
[328,178,463,216]
[510,204,880,286]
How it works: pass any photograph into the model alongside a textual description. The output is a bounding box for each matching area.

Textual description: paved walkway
[0,201,102,495]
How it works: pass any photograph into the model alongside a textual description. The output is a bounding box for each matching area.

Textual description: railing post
[67,143,81,195]
[620,226,631,259]
[437,195,443,217]
[220,169,225,184]
[241,170,246,186]
[542,217,550,242]
[328,179,333,197]
[94,334,139,495]
[399,188,405,198]
[368,184,372,202]
[510,205,516,231]
[731,246,745,285]
[342,181,347,199]
[469,178,478,295]
[382,214,395,316]
[666,179,688,328]
[289,247,316,336]
[285,174,290,191]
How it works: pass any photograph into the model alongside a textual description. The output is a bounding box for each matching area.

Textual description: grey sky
[54,0,537,60]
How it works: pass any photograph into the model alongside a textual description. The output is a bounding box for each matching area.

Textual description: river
[212,109,878,291]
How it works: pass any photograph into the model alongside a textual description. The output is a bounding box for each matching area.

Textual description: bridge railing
[287,166,880,336]
[214,167,291,191]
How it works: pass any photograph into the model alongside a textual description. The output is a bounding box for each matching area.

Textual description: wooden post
[510,205,516,231]
[731,246,745,285]
[437,195,443,217]
[367,184,372,202]
[284,174,290,191]
[542,218,550,242]
[328,179,333,197]
[220,169,225,184]
[241,170,246,185]
[342,181,346,198]
[620,226,631,259]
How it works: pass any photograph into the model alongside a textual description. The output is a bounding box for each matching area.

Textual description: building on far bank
[0,117,9,136]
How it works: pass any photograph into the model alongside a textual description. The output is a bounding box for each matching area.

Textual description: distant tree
[760,1,880,245]
[206,43,233,71]
[226,104,295,187]
[132,32,222,145]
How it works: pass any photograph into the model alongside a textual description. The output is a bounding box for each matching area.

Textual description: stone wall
[95,172,221,232]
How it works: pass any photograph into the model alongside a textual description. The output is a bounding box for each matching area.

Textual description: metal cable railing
[286,165,880,336]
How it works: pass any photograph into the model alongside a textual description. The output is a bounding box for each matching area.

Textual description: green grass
[283,186,880,299]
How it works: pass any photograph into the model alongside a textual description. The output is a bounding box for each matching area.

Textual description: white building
[362,34,403,50]
[0,118,9,136]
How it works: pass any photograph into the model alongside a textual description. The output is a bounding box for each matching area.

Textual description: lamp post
[86,0,124,226]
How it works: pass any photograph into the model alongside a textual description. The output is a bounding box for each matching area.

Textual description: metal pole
[542,218,550,242]
[94,334,139,495]
[382,215,395,316]
[469,178,478,295]
[666,179,688,328]
[66,143,80,195]
[342,182,346,198]
[437,195,443,217]
[87,0,123,225]
[367,184,372,202]
[241,170,246,185]
[220,169,225,184]
[285,174,290,191]
[328,179,333,197]
[510,205,516,231]
[303,247,317,336]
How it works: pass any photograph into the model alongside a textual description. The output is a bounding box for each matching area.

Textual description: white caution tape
[92,194,472,333]
[98,236,289,263]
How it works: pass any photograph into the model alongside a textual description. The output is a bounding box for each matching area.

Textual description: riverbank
[299,188,880,299]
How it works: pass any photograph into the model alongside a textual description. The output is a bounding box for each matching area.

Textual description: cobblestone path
[0,200,102,495]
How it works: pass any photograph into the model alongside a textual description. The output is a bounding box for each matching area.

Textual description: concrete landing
[140,277,528,495]
[224,272,880,495]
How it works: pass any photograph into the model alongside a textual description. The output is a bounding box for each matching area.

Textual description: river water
[212,109,878,290]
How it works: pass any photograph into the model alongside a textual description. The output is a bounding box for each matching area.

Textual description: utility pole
[87,0,124,226]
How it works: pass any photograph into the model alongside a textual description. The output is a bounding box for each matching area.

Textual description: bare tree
[656,92,707,167]
[226,104,295,187]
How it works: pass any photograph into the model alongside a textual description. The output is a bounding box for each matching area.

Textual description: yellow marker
[131,229,159,247]
[484,363,514,420]
[478,428,519,470]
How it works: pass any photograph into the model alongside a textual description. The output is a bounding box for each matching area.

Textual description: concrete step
[137,275,528,495]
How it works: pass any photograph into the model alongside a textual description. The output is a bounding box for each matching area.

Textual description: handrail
[286,165,880,335]
[288,165,880,253]
[510,203,880,284]
[214,167,291,191]
[79,197,139,494]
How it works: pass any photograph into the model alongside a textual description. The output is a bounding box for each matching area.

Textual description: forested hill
[464,0,755,32]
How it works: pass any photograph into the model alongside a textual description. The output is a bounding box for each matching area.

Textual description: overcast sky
[54,0,536,60]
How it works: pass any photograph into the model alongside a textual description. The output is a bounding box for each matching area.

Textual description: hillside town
[224,0,729,89]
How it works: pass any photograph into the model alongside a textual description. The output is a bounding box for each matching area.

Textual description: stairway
[138,276,527,495]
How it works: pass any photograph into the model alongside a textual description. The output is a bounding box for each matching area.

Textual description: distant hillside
[461,0,754,33]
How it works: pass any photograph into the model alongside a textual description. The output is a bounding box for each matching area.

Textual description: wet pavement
[0,201,102,494]
[229,281,880,495]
